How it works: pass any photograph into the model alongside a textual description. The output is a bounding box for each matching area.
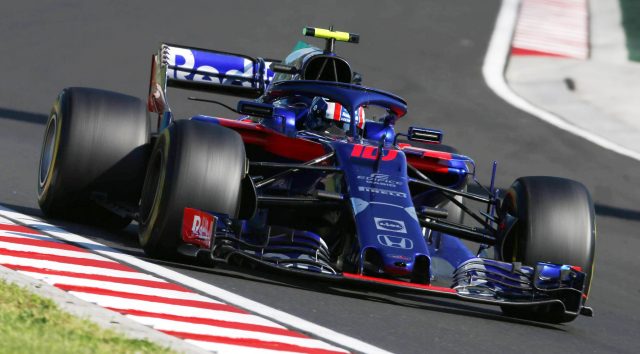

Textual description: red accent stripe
[0,248,136,272]
[421,150,452,160]
[405,156,453,174]
[216,119,326,162]
[511,47,571,58]
[3,264,190,292]
[399,146,453,161]
[0,224,41,235]
[332,103,342,121]
[56,284,247,314]
[161,330,345,354]
[342,272,457,294]
[109,308,308,338]
[0,235,87,252]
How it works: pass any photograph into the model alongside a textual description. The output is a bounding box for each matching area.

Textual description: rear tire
[138,120,246,258]
[37,87,149,229]
[499,176,596,323]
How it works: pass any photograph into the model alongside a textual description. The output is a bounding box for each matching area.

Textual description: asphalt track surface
[1,1,639,353]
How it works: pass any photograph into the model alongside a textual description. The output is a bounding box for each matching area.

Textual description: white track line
[0,206,392,354]
[483,0,640,162]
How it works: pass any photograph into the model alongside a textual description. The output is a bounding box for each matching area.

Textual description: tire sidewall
[37,97,64,209]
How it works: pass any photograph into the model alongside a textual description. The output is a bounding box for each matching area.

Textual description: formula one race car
[37,27,596,323]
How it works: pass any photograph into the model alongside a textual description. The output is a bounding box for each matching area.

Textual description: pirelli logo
[358,186,407,198]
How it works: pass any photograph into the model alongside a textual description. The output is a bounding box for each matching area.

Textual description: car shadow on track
[0,107,47,125]
[594,203,640,222]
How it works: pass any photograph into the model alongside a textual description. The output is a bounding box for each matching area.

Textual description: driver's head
[304,97,365,134]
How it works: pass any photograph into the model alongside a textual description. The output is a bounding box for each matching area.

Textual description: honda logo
[377,235,414,249]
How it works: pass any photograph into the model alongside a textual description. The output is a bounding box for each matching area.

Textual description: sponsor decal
[181,208,216,249]
[377,234,414,249]
[164,46,274,86]
[350,144,398,161]
[374,217,407,233]
[358,186,407,198]
[357,173,402,188]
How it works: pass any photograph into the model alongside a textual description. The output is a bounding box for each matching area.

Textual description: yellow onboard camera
[302,27,359,44]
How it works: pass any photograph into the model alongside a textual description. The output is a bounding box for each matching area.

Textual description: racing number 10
[351,145,398,161]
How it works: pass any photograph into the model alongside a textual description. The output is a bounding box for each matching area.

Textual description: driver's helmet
[304,96,365,133]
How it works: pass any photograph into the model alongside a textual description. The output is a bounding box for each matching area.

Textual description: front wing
[214,247,593,321]
[181,208,592,322]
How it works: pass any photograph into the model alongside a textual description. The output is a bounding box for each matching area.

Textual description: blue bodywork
[149,38,591,320]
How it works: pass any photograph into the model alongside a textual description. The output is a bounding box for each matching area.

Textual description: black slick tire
[138,119,246,258]
[500,176,596,323]
[37,87,149,229]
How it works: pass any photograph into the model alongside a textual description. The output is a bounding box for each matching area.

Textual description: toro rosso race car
[37,27,596,323]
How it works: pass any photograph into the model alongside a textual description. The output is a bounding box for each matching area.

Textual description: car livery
[38,27,596,324]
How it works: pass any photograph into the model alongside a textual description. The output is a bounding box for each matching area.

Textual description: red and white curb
[0,206,391,354]
[512,0,589,59]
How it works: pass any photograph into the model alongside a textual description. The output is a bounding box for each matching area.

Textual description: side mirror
[407,127,443,144]
[352,71,363,85]
[237,101,274,118]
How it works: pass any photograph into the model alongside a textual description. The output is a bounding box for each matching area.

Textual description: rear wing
[148,43,276,126]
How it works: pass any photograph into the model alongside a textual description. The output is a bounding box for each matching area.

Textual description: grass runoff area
[0,279,174,354]
[620,0,640,61]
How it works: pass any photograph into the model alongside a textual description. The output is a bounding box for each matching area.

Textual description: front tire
[500,176,596,323]
[138,119,246,258]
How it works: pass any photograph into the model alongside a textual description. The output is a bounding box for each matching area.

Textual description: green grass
[620,0,640,61]
[0,279,175,354]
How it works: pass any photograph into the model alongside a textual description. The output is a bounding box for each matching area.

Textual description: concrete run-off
[507,0,640,158]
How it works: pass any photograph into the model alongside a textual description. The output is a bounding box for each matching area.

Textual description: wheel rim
[39,113,57,189]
